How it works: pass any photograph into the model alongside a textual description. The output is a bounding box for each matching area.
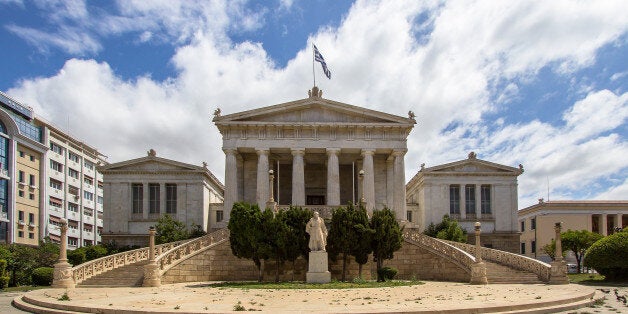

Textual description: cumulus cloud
[6,0,628,207]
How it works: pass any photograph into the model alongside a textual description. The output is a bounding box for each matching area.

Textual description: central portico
[213,87,415,221]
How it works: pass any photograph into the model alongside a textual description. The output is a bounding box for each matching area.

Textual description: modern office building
[0,91,107,248]
[518,199,628,262]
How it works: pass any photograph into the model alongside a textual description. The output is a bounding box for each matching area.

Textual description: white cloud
[7,0,628,208]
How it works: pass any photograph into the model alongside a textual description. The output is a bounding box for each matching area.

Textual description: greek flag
[314,44,331,79]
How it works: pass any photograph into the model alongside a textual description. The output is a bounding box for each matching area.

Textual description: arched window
[0,121,6,134]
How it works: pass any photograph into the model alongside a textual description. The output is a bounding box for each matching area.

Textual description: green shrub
[584,231,628,281]
[31,267,54,286]
[67,248,86,266]
[0,259,9,289]
[85,245,108,261]
[377,267,398,281]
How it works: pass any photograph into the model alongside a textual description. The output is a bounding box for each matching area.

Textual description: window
[480,185,491,214]
[29,193,34,200]
[18,231,24,238]
[50,160,63,172]
[18,210,24,221]
[18,190,24,197]
[50,142,64,155]
[97,181,103,189]
[449,185,460,214]
[132,183,143,214]
[49,179,62,190]
[216,210,224,222]
[465,185,475,214]
[83,191,94,201]
[18,151,24,158]
[68,185,79,196]
[83,208,93,217]
[83,223,93,232]
[68,168,79,179]
[18,170,25,183]
[149,184,160,214]
[520,221,525,232]
[531,240,536,254]
[406,210,413,222]
[28,232,34,239]
[28,213,34,224]
[84,240,92,246]
[68,220,78,229]
[531,218,536,230]
[83,175,93,185]
[166,183,177,214]
[97,227,102,235]
[49,197,63,209]
[97,196,103,205]
[29,155,34,162]
[84,161,94,170]
[68,237,78,246]
[69,152,81,163]
[520,242,526,254]
[29,174,36,186]
[68,202,78,212]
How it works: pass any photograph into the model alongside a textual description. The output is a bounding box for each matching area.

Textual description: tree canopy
[371,208,403,282]
[561,229,603,273]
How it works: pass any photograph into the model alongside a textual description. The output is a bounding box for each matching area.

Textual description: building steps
[77,261,147,287]
[484,261,544,284]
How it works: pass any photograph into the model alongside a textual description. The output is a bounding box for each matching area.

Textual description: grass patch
[569,273,628,286]
[205,280,423,290]
[1,285,49,293]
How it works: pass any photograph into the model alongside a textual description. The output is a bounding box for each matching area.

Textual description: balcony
[48,226,60,236]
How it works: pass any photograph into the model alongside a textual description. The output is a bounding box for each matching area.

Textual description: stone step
[12,296,81,314]
[77,261,146,287]
[484,261,544,284]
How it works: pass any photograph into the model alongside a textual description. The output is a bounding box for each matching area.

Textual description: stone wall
[467,232,519,254]
[161,239,469,283]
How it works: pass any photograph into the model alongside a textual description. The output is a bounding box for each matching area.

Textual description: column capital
[291,148,306,156]
[326,148,341,155]
[391,149,408,157]
[255,148,269,156]
[223,148,238,155]
[361,148,376,156]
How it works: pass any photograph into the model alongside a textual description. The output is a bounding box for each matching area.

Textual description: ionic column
[617,213,624,231]
[361,149,375,213]
[159,182,166,214]
[142,182,149,219]
[460,185,466,219]
[386,157,394,208]
[392,149,407,220]
[326,148,340,206]
[256,149,270,208]
[291,148,305,206]
[475,184,482,220]
[601,214,608,236]
[223,148,239,219]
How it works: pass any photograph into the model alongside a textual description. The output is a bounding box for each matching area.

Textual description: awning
[49,197,63,206]
[49,216,61,223]
[49,234,60,242]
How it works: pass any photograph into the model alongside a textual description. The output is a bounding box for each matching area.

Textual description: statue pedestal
[306,251,331,283]
[470,262,488,285]
[549,260,569,285]
[52,260,75,289]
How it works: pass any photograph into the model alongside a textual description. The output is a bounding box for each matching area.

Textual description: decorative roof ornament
[408,111,416,122]
[519,164,524,173]
[538,198,544,204]
[308,86,323,99]
[213,108,221,118]
[202,162,208,168]
[147,149,157,157]
[420,163,425,171]
[468,151,477,159]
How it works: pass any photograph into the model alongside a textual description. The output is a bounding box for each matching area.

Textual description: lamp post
[266,169,278,212]
[470,221,487,285]
[358,169,365,208]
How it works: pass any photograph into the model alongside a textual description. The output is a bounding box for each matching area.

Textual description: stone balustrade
[402,229,475,272]
[156,228,229,275]
[445,240,551,282]
[72,240,186,285]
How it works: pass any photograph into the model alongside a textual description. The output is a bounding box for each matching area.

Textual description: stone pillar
[470,221,487,285]
[361,149,375,213]
[358,170,366,208]
[256,149,270,208]
[291,148,305,206]
[52,219,75,288]
[475,184,482,220]
[601,214,608,235]
[549,222,569,284]
[460,185,466,219]
[386,156,394,209]
[326,148,340,207]
[143,227,161,287]
[142,182,149,219]
[617,213,624,231]
[392,149,407,220]
[266,170,277,211]
[159,182,166,214]
[223,148,238,220]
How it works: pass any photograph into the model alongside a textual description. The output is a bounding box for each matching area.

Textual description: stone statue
[306,212,327,251]
[213,108,221,118]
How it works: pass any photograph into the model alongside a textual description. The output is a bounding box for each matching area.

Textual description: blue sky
[0,0,626,208]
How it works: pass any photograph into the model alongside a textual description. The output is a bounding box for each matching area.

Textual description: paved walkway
[12,281,601,313]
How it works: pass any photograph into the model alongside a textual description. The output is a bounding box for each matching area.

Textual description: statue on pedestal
[306,212,327,251]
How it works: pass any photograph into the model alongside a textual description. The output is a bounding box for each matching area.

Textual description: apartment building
[0,91,107,248]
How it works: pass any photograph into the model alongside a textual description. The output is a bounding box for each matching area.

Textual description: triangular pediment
[422,157,523,176]
[100,156,202,173]
[214,96,415,125]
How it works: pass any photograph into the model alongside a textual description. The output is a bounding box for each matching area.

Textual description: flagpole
[312,43,316,87]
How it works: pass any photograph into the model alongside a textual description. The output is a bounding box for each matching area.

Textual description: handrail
[71,239,187,284]
[444,240,551,282]
[155,228,229,275]
[402,229,475,272]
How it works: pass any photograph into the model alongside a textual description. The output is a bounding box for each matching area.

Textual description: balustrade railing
[156,228,230,274]
[72,239,186,284]
[445,240,551,282]
[402,229,475,272]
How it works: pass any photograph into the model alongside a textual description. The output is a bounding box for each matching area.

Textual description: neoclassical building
[406,152,524,252]
[213,86,416,221]
[99,150,224,246]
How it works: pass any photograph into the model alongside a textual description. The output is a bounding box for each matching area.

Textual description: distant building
[0,91,107,248]
[518,200,628,263]
[406,152,524,253]
[99,150,224,247]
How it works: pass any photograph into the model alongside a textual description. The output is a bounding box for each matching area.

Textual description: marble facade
[213,87,416,220]
[99,150,224,246]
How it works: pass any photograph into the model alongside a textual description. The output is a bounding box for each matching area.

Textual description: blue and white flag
[313,44,331,79]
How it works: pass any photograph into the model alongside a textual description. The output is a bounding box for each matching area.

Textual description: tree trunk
[275,260,280,282]
[292,260,296,282]
[341,252,347,282]
[358,263,363,279]
[575,252,582,274]
[376,258,384,282]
